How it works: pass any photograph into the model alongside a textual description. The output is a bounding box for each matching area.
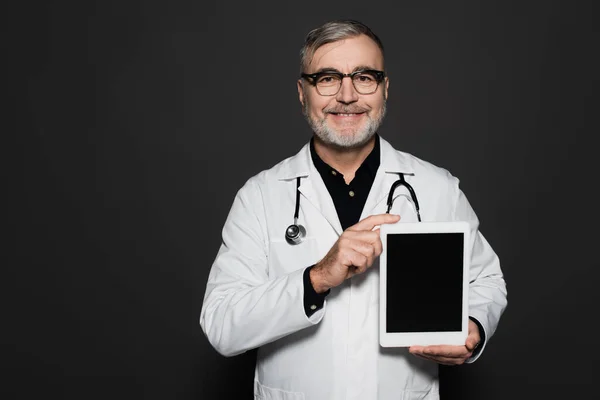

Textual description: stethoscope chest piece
[285,176,307,245]
[285,223,306,245]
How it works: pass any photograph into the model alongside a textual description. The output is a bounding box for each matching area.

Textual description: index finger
[348,213,400,232]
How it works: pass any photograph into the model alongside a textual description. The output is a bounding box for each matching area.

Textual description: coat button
[349,190,355,197]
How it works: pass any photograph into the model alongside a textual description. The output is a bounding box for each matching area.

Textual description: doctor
[200,19,507,400]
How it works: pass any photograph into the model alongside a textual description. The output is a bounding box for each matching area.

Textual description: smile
[329,112,365,117]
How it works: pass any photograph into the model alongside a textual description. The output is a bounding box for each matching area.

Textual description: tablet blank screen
[386,232,464,333]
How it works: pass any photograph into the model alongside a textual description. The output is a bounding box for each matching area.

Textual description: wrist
[309,266,330,294]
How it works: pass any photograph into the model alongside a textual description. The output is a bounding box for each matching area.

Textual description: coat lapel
[361,137,415,218]
[277,143,343,236]
[277,137,414,233]
[298,174,343,235]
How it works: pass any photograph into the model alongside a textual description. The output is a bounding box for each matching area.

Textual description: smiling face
[298,34,389,149]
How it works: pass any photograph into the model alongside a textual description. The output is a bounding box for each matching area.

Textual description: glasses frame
[300,69,386,96]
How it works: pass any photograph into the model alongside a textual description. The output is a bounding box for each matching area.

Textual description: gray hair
[299,20,385,74]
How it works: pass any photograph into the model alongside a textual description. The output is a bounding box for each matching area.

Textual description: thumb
[465,336,480,352]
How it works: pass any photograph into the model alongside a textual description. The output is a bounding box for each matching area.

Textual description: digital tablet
[379,221,471,347]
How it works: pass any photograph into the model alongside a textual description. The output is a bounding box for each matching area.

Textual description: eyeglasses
[301,69,386,96]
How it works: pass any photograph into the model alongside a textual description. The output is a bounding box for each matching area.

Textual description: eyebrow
[352,65,379,72]
[311,65,380,74]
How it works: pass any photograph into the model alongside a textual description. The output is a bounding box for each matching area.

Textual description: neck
[313,135,376,183]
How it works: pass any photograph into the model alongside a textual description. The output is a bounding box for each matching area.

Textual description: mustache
[324,106,369,114]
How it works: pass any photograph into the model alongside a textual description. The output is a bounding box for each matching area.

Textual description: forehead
[307,34,384,73]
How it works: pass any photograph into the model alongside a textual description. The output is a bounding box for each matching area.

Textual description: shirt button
[349,190,355,197]
[310,304,317,310]
[331,170,337,176]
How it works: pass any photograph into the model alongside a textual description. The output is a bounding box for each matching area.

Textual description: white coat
[200,136,507,400]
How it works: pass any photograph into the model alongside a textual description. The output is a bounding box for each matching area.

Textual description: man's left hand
[408,319,481,366]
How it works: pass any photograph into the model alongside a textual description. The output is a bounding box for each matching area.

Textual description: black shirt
[303,135,380,317]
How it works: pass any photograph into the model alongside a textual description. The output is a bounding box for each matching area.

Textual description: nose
[335,76,359,104]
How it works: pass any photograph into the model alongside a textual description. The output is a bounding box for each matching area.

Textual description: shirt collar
[276,135,414,181]
[309,134,381,178]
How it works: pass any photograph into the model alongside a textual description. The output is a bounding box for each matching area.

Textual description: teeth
[337,113,358,116]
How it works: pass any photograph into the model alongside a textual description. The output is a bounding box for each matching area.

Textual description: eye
[316,74,339,84]
[355,73,375,82]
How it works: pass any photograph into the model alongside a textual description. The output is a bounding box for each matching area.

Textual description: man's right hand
[310,213,401,293]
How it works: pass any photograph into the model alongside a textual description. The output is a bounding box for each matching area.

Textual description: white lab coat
[200,137,507,400]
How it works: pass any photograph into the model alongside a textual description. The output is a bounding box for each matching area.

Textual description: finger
[339,235,376,253]
[465,339,480,352]
[465,336,479,351]
[348,213,400,232]
[466,321,481,351]
[410,347,472,365]
[416,345,470,359]
[353,241,376,262]
[371,234,383,256]
[413,353,471,366]
[340,239,375,265]
[344,230,381,246]
[345,249,369,274]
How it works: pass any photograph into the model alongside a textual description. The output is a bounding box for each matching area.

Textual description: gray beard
[303,101,386,150]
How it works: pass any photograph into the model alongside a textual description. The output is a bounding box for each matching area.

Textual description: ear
[384,76,389,100]
[297,79,305,107]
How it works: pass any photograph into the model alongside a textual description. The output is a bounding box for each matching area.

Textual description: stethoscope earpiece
[285,223,306,245]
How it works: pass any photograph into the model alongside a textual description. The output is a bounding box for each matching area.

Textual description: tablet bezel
[379,221,471,347]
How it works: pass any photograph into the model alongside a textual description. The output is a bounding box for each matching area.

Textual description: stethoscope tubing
[386,173,421,221]
[285,173,421,244]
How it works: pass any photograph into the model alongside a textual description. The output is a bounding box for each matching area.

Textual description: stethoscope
[285,173,421,245]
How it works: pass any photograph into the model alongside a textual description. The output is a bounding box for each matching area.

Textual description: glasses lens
[352,72,379,94]
[316,74,341,96]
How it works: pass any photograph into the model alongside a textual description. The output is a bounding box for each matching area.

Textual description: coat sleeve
[199,179,324,357]
[452,181,508,362]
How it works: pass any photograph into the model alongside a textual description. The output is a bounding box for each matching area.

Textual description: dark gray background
[5,0,598,399]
